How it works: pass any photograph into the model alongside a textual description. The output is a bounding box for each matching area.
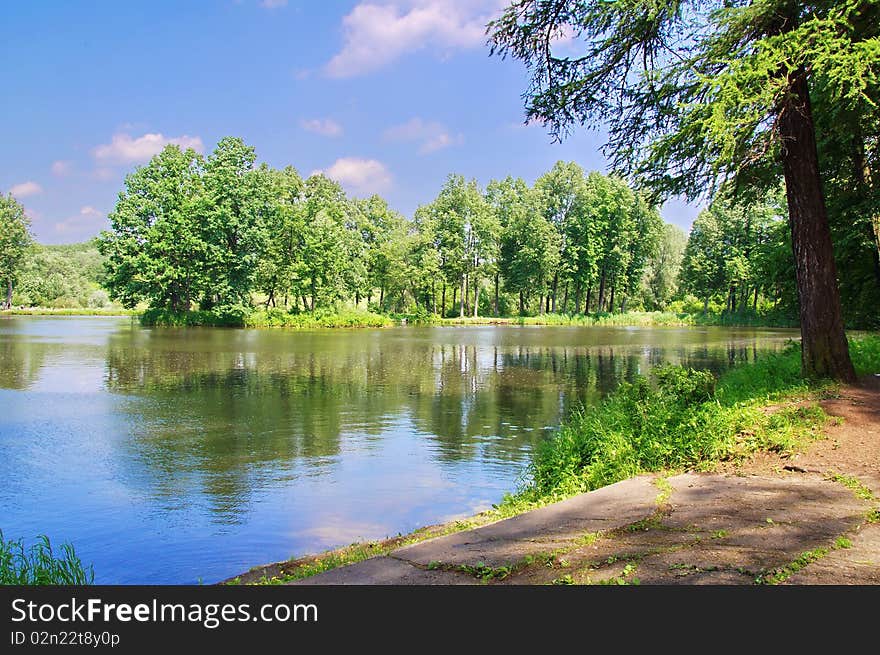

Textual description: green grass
[0,532,94,585]
[1,307,137,316]
[439,309,798,328]
[141,307,393,328]
[245,308,392,328]
[497,335,879,516]
[755,547,830,585]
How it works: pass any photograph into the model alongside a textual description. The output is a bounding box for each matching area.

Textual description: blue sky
[1,0,701,244]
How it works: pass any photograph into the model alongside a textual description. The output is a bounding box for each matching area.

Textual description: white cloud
[8,181,43,198]
[325,1,504,78]
[260,0,287,8]
[312,157,393,195]
[384,117,463,154]
[91,168,117,181]
[92,132,204,165]
[51,160,72,177]
[53,206,107,238]
[300,118,343,137]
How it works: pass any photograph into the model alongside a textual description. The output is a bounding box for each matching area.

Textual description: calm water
[0,316,798,583]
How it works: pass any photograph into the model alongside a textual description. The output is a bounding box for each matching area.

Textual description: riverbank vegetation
[0,531,94,585]
[498,335,880,515]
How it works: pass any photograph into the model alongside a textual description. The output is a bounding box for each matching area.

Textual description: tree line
[93,138,666,318]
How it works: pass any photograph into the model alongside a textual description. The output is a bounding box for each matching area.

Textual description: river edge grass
[0,307,138,316]
[132,308,798,329]
[222,334,880,585]
[2,306,799,328]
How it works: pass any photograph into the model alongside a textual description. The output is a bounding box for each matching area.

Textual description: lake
[0,316,798,583]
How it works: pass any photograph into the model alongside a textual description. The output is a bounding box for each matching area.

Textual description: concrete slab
[392,475,659,567]
[290,556,476,585]
[784,523,880,584]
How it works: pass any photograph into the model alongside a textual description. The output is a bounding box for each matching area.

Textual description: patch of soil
[716,376,880,496]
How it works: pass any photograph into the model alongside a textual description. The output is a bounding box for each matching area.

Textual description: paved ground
[287,382,880,585]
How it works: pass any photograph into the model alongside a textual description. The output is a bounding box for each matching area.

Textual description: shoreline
[3,308,801,330]
[222,378,880,586]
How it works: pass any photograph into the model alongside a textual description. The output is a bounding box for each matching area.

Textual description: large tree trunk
[519,290,524,315]
[778,67,855,381]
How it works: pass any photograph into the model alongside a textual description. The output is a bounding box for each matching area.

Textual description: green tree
[534,161,587,312]
[488,0,870,379]
[619,194,663,312]
[253,166,305,308]
[428,175,495,317]
[0,194,33,308]
[297,175,357,310]
[197,137,263,309]
[492,177,560,315]
[680,210,726,314]
[99,145,204,311]
[640,222,687,311]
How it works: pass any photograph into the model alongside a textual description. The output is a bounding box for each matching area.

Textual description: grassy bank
[11,306,797,328]
[497,334,880,515]
[440,309,798,328]
[140,307,393,328]
[0,307,137,316]
[228,333,879,584]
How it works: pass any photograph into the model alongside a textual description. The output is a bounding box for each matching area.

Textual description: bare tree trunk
[609,285,616,313]
[459,275,465,318]
[473,277,480,318]
[778,66,855,381]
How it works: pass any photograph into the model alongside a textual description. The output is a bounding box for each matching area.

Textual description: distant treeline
[10,241,113,309]
[95,138,671,319]
[2,136,878,327]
